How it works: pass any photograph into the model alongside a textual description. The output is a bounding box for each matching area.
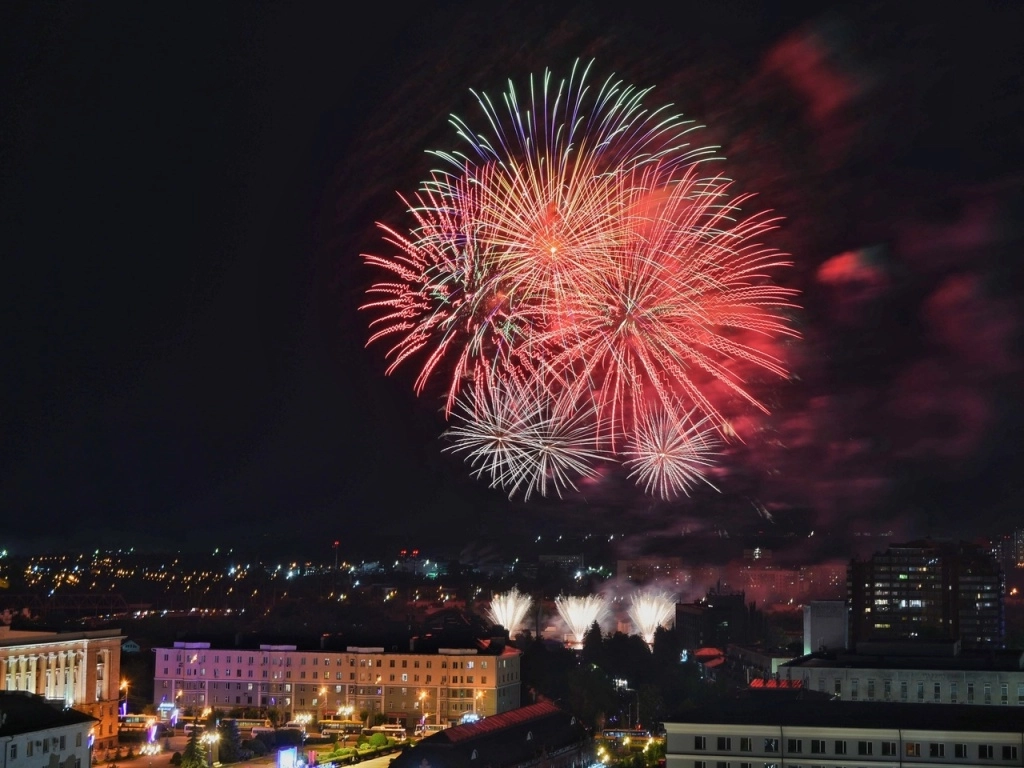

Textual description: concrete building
[847,540,1004,648]
[0,690,97,768]
[780,640,1024,707]
[803,600,849,655]
[665,696,1024,767]
[0,626,123,753]
[151,640,521,729]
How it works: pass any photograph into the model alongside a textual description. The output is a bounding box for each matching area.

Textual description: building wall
[665,720,1024,767]
[151,642,521,728]
[0,628,123,753]
[4,722,95,768]
[803,601,849,655]
[780,663,1024,706]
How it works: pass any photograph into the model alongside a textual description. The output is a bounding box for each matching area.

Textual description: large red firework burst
[362,59,799,499]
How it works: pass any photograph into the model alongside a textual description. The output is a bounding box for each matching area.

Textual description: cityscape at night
[3,2,1024,767]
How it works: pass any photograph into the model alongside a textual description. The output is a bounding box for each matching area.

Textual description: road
[113,735,399,768]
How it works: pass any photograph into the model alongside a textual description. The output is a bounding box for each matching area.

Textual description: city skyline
[2,3,1023,556]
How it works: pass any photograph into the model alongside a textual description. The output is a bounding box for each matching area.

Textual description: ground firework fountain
[555,594,608,649]
[627,590,676,647]
[487,588,533,634]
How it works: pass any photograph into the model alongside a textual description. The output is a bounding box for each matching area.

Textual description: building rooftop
[0,691,97,736]
[0,626,124,649]
[390,702,587,768]
[783,646,1024,672]
[668,697,1024,733]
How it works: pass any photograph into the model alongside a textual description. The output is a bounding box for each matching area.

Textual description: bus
[319,719,363,737]
[601,728,652,748]
[118,714,155,733]
[222,717,272,733]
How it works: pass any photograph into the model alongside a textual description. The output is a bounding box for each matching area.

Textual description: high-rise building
[847,540,1004,648]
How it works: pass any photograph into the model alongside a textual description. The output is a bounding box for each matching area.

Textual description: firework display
[363,59,798,499]
[555,594,609,647]
[486,588,534,633]
[627,590,677,646]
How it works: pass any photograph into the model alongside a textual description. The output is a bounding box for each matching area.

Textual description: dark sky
[2,2,1023,559]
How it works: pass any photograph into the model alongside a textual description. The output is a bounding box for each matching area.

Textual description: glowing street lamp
[473,691,484,717]
[200,731,220,768]
[120,680,129,716]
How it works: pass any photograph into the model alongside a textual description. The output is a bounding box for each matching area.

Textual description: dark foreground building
[665,694,1024,767]
[389,701,591,768]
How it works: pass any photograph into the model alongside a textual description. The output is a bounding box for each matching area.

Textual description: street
[109,735,399,768]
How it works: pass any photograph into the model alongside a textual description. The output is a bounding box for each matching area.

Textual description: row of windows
[164,668,492,686]
[8,733,82,759]
[824,677,1023,705]
[693,736,1019,760]
[165,653,487,670]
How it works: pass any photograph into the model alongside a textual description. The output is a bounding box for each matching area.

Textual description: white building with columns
[0,626,123,753]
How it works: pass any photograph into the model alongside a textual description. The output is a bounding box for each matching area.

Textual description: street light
[200,731,220,768]
[120,680,129,717]
[473,691,484,717]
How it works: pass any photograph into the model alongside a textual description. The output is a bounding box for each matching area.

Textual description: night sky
[2,2,1023,559]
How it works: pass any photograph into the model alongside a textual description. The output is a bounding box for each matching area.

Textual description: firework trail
[555,594,609,648]
[486,588,533,633]
[362,59,798,499]
[627,590,677,647]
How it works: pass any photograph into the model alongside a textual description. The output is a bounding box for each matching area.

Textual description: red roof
[439,701,565,744]
[749,678,803,688]
[692,647,724,658]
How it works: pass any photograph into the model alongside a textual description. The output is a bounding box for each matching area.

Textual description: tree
[566,663,616,730]
[581,621,606,669]
[218,719,243,764]
[179,727,206,768]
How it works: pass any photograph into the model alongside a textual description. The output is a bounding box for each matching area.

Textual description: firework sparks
[486,588,533,633]
[627,590,677,647]
[555,594,609,647]
[362,59,798,499]
[443,377,608,500]
[624,410,719,499]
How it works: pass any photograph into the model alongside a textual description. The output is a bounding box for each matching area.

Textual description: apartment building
[848,540,1004,648]
[152,640,521,728]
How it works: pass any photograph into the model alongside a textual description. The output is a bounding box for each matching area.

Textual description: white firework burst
[486,588,533,633]
[443,378,608,500]
[627,590,677,646]
[623,410,719,499]
[555,594,608,647]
